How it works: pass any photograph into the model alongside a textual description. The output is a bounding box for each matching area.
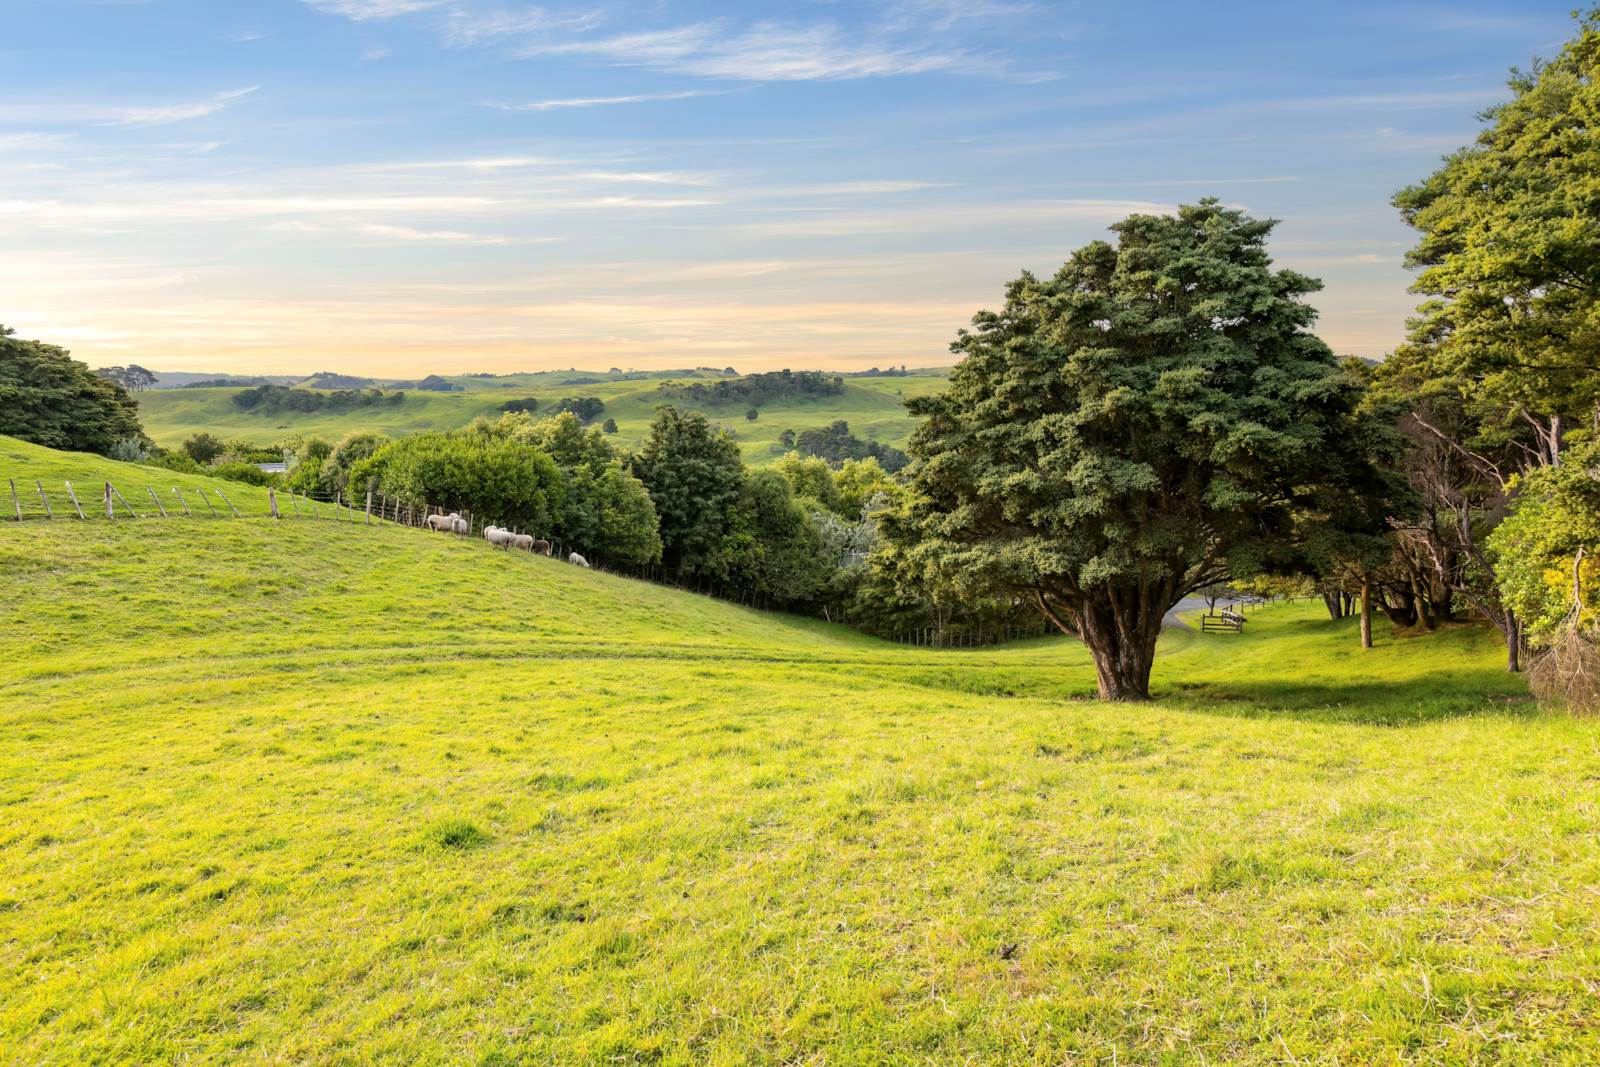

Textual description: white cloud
[491,89,731,111]
[358,223,517,244]
[521,21,968,81]
[0,87,259,128]
[110,86,260,127]
[302,0,446,20]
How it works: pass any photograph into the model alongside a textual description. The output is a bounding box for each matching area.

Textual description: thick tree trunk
[1359,575,1373,650]
[1506,609,1521,673]
[1037,589,1164,701]
[1322,591,1343,620]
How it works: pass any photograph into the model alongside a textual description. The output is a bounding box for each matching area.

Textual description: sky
[0,0,1581,376]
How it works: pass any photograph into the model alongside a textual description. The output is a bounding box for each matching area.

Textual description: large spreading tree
[0,325,145,455]
[901,200,1386,701]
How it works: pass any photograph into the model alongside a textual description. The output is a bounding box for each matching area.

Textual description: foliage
[548,396,605,423]
[94,364,157,392]
[318,431,389,495]
[773,452,843,514]
[658,368,844,408]
[145,448,204,475]
[795,420,909,472]
[1487,441,1600,645]
[632,407,745,579]
[601,417,618,434]
[210,462,279,487]
[1391,12,1600,464]
[352,432,564,532]
[232,384,404,415]
[283,437,334,494]
[745,407,760,421]
[900,200,1388,699]
[0,324,145,455]
[107,437,149,463]
[833,457,898,520]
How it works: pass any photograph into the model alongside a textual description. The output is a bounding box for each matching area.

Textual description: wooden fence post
[172,487,191,516]
[35,481,52,520]
[289,493,300,519]
[146,485,168,518]
[214,488,241,518]
[8,478,19,520]
[196,487,219,518]
[64,481,86,520]
[104,481,114,519]
[365,489,372,525]
[109,484,138,518]
[269,488,280,519]
[335,491,343,520]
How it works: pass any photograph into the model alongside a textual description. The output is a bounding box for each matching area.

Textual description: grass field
[3,442,1598,1064]
[133,370,950,466]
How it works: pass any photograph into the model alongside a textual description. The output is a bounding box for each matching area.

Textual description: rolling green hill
[3,441,1595,1064]
[134,370,950,466]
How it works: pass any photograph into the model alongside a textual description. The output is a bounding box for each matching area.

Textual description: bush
[211,462,278,487]
[602,418,618,434]
[146,449,204,475]
[107,437,149,463]
[182,433,226,465]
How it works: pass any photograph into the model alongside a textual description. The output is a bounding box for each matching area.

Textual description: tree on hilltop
[0,325,145,455]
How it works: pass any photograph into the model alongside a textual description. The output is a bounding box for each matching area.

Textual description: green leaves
[899,201,1388,698]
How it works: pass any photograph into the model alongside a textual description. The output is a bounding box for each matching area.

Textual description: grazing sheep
[531,539,551,556]
[511,533,535,552]
[453,515,469,534]
[424,512,460,533]
[483,525,515,549]
[568,552,589,568]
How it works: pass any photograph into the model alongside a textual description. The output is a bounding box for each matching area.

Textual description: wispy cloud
[0,87,260,128]
[301,0,446,20]
[110,86,260,127]
[521,21,968,81]
[490,88,732,111]
[357,223,519,244]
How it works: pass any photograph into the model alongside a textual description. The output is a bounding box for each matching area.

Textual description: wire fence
[6,473,1069,651]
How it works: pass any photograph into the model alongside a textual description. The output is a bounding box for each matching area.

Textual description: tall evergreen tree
[900,201,1386,700]
[0,325,144,455]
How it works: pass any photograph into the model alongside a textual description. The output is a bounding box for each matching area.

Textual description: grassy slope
[3,451,1597,1063]
[133,371,949,465]
[1,435,283,519]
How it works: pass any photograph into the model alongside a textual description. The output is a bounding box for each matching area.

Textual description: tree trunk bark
[1506,609,1521,673]
[1322,591,1343,620]
[1038,590,1162,701]
[1359,575,1372,650]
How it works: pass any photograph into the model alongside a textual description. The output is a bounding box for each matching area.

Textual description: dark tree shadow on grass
[1156,673,1536,727]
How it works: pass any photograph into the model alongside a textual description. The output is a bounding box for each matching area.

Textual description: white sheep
[568,552,589,568]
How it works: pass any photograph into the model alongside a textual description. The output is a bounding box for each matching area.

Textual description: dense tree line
[793,420,909,473]
[657,369,844,408]
[232,384,405,414]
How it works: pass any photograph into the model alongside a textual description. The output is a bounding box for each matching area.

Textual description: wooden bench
[1200,610,1245,633]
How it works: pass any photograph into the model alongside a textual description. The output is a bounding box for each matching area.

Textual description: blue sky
[0,0,1579,375]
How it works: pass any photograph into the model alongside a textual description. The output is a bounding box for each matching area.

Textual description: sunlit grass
[3,448,1597,1064]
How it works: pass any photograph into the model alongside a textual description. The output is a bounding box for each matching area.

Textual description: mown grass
[3,451,1598,1063]
[131,370,949,465]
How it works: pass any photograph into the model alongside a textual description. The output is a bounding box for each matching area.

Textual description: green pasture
[133,370,950,465]
[2,441,1596,1064]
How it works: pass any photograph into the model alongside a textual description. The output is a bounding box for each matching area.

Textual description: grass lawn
[2,448,1597,1063]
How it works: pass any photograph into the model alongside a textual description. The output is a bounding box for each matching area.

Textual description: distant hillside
[134,368,951,466]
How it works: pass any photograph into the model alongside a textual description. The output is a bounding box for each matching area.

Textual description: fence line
[3,473,1068,650]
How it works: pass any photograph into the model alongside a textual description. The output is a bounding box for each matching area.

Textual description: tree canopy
[0,325,145,455]
[900,200,1386,700]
